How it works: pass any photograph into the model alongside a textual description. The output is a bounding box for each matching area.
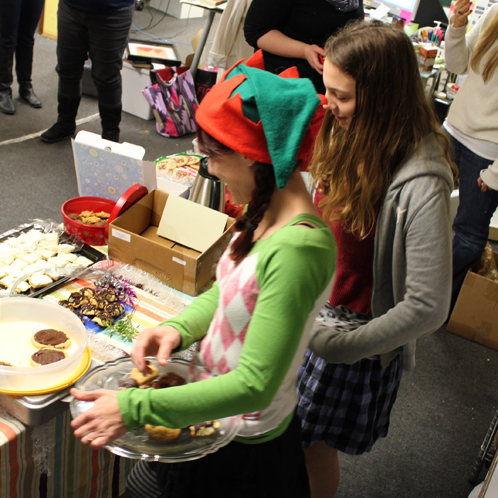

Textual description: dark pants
[56,1,133,106]
[0,0,45,49]
[451,136,498,310]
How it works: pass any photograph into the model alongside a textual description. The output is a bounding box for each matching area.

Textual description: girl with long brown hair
[296,21,454,497]
[443,0,498,312]
[69,57,336,498]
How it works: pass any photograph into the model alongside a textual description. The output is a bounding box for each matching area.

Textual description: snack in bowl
[30,348,66,366]
[32,328,71,349]
[0,361,13,367]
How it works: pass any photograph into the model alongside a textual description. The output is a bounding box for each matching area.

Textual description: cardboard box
[108,190,234,296]
[447,252,498,351]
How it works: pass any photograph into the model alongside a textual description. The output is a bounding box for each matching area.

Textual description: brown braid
[230,162,276,265]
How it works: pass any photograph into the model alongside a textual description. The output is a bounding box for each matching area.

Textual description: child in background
[296,21,454,498]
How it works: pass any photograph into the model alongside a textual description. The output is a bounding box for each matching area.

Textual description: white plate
[70,356,242,462]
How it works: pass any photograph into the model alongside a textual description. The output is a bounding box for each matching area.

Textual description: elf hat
[195,57,320,189]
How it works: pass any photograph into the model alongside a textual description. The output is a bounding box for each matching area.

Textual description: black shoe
[40,122,76,143]
[0,91,15,115]
[19,86,42,108]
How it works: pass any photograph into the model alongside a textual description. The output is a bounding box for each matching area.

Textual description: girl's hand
[478,176,492,192]
[304,45,325,74]
[453,0,472,28]
[70,389,127,448]
[131,325,182,371]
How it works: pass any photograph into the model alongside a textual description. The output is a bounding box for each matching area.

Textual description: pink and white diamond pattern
[199,248,260,375]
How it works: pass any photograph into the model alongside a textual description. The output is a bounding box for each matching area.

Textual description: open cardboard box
[447,251,498,351]
[107,189,235,296]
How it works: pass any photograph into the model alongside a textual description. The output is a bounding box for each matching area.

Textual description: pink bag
[142,66,199,137]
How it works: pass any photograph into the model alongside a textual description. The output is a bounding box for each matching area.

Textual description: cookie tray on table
[0,222,107,299]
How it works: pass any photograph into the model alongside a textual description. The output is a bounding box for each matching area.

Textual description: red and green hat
[195,55,321,189]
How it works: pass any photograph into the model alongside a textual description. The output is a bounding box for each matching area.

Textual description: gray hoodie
[309,134,454,371]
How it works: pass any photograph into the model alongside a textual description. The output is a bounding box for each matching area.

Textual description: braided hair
[196,126,276,265]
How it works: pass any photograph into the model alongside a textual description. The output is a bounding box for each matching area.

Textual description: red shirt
[314,189,375,315]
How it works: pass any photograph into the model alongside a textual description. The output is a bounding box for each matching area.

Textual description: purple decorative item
[142,67,199,138]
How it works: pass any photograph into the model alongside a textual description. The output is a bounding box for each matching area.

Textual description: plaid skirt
[296,304,403,455]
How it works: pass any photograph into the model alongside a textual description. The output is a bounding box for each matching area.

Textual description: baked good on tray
[30,348,66,366]
[32,329,71,350]
[0,228,95,296]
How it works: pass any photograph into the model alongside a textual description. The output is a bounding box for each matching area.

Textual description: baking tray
[0,223,107,298]
[0,358,100,426]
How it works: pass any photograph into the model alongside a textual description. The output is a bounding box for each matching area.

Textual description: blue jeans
[451,137,498,310]
[56,1,134,106]
[0,0,45,49]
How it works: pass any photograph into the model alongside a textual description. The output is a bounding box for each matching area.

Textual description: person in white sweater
[444,0,498,311]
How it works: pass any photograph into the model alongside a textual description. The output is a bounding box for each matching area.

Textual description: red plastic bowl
[61,196,116,246]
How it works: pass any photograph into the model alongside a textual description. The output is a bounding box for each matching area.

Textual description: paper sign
[400,9,413,24]
[370,3,390,19]
[157,195,228,253]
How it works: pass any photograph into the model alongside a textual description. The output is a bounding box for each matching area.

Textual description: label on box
[111,228,131,242]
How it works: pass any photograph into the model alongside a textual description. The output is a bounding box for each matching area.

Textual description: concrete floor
[0,7,217,233]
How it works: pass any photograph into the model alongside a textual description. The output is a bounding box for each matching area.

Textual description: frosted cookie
[56,244,76,253]
[28,274,53,289]
[30,348,66,366]
[73,256,93,267]
[14,281,30,293]
[18,252,43,264]
[57,252,77,263]
[32,329,71,349]
[0,275,16,289]
[44,267,62,281]
[47,256,68,267]
[129,363,159,385]
[37,232,59,250]
[35,248,56,260]
[145,425,182,441]
[10,259,28,271]
[189,420,221,438]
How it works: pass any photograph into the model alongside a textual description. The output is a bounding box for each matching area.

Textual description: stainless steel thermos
[189,157,225,212]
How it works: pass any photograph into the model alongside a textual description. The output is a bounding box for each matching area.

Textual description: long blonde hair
[310,21,452,237]
[471,8,498,82]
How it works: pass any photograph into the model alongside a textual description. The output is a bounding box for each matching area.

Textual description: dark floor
[1,7,497,498]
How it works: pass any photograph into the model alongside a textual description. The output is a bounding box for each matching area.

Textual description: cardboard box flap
[72,131,157,202]
[157,195,228,253]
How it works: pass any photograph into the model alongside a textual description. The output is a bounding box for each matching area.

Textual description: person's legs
[451,137,498,310]
[0,0,22,114]
[40,1,88,143]
[87,5,134,142]
[304,441,340,498]
[15,0,45,108]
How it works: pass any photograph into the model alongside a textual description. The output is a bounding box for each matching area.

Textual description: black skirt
[126,413,309,498]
